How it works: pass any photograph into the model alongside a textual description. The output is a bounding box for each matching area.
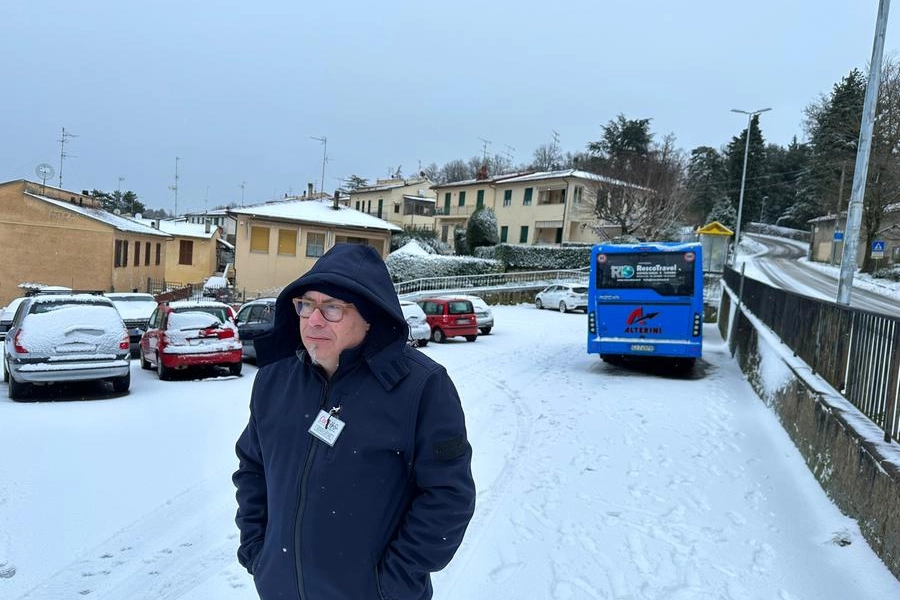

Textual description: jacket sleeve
[232,396,268,574]
[377,368,476,599]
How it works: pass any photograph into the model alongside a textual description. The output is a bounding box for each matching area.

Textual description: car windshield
[571,286,588,294]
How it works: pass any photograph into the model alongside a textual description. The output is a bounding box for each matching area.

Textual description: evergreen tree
[802,69,865,223]
[764,138,812,229]
[465,208,499,250]
[344,175,369,190]
[724,115,768,232]
[684,146,727,225]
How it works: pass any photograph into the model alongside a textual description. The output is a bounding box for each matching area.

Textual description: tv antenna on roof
[58,127,77,189]
[478,137,492,162]
[35,163,55,192]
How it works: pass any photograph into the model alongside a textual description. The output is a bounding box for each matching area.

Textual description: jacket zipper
[294,376,329,599]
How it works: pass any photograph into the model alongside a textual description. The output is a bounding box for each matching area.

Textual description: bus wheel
[558,301,567,313]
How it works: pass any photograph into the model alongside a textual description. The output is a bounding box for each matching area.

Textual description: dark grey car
[234,298,276,361]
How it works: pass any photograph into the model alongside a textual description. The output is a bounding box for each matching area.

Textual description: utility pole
[311,135,327,195]
[729,108,771,265]
[240,181,245,206]
[58,127,77,189]
[837,0,891,305]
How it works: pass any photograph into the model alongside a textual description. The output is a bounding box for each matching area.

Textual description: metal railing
[724,265,900,443]
[393,268,589,299]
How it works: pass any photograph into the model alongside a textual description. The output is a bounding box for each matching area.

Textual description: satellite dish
[35,163,55,186]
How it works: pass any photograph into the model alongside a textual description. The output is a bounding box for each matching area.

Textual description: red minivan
[416,297,478,343]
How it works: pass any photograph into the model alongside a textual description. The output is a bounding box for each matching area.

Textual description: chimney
[205,221,211,233]
[308,182,314,198]
[332,190,340,210]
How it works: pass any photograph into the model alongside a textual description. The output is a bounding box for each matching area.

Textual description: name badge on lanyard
[308,407,345,446]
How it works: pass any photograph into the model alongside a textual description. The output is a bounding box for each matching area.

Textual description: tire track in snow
[17,476,246,600]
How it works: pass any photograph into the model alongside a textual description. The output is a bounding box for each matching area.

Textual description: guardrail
[394,268,589,300]
[723,265,900,443]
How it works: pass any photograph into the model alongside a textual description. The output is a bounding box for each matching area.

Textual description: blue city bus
[587,241,703,367]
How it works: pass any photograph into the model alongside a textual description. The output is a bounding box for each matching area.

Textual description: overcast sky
[2,1,896,215]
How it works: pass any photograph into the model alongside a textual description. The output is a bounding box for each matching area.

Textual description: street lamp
[730,107,771,264]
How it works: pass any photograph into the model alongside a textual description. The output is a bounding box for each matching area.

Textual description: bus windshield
[595,251,696,297]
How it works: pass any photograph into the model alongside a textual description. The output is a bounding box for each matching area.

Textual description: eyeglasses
[292,298,355,322]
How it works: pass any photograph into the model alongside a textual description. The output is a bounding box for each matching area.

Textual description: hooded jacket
[233,244,476,600]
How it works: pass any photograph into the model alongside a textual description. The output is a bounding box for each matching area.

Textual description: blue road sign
[872,240,886,253]
[834,231,844,241]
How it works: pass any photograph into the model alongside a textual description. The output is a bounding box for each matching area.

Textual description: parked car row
[0,287,507,400]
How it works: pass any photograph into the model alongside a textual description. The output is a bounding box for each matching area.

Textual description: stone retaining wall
[718,289,900,581]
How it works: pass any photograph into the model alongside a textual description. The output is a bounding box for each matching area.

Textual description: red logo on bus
[625,307,662,334]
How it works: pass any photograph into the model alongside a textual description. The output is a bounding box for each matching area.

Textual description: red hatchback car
[139,300,243,379]
[416,297,478,343]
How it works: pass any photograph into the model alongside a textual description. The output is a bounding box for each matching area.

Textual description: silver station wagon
[3,294,131,400]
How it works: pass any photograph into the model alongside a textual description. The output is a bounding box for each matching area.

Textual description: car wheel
[111,371,130,393]
[465,335,477,342]
[558,301,567,313]
[535,298,544,309]
[480,327,492,335]
[140,352,152,370]
[156,354,173,381]
[8,374,30,401]
[228,362,243,376]
[431,328,446,343]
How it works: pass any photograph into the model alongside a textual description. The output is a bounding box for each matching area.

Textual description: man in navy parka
[232,243,476,600]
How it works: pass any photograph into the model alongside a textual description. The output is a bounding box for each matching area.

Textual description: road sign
[834,230,844,241]
[872,240,885,259]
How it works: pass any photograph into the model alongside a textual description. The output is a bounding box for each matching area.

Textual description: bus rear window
[595,252,695,296]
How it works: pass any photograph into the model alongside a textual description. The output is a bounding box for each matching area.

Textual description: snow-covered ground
[2,303,900,599]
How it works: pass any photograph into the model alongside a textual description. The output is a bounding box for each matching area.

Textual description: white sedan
[534,283,588,313]
[400,300,430,346]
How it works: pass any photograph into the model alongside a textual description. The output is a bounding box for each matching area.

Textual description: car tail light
[218,328,235,339]
[119,330,130,351]
[13,330,27,354]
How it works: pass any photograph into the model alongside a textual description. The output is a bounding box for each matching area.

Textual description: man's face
[297,290,369,375]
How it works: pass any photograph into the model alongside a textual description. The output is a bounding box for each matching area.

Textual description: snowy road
[2,305,899,599]
[743,233,900,317]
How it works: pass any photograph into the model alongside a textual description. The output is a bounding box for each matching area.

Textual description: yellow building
[227,198,401,299]
[432,169,629,250]
[0,180,171,306]
[349,177,436,231]
[130,217,221,287]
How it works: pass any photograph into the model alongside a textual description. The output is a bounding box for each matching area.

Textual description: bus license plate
[630,344,654,353]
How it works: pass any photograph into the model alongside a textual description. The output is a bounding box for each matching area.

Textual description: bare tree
[580,116,689,240]
[531,143,563,171]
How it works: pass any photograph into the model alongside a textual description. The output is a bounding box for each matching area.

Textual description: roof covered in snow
[24,192,171,237]
[227,198,401,231]
[128,217,218,240]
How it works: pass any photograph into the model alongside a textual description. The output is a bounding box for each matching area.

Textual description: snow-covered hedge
[385,253,503,281]
[475,244,592,270]
[386,240,503,281]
